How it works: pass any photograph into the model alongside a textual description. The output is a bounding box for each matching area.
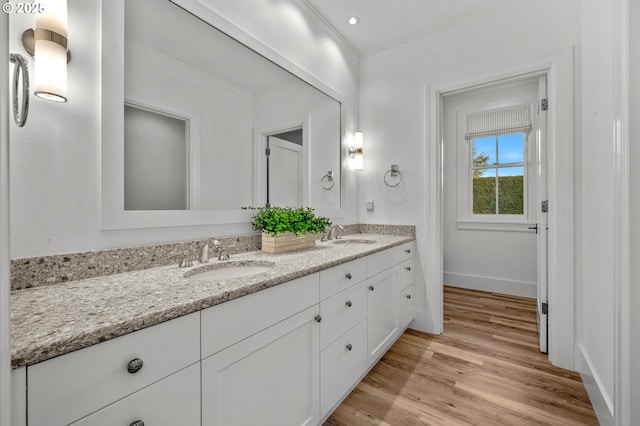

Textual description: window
[472,133,525,216]
[456,102,536,230]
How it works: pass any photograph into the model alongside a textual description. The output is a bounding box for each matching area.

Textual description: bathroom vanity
[10,235,416,425]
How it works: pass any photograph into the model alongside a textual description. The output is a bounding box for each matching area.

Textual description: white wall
[253,80,341,211]
[629,0,639,421]
[358,0,580,333]
[125,41,255,211]
[574,0,616,419]
[7,0,359,258]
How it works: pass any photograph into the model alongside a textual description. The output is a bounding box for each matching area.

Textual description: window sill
[456,220,537,232]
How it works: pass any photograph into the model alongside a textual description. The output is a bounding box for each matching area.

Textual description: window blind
[465,104,531,140]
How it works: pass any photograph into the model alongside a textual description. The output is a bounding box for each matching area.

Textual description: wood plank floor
[324,286,598,426]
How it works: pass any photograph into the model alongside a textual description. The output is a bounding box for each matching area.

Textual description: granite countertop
[11,234,414,368]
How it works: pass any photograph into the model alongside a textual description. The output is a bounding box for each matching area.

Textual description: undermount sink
[184,261,275,281]
[332,239,376,245]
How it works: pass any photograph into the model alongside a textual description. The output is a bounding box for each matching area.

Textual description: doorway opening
[442,75,548,353]
[264,127,304,207]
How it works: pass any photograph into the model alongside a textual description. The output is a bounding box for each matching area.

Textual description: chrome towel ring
[9,53,30,127]
[384,165,402,187]
[321,170,335,190]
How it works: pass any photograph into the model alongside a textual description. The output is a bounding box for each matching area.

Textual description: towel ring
[9,53,30,127]
[321,170,335,190]
[383,165,402,187]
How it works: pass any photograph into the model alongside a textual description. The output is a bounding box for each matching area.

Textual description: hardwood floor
[324,286,598,426]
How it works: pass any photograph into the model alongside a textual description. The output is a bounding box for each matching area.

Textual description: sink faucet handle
[169,251,193,268]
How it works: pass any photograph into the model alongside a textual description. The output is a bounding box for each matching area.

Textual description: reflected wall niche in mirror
[101,0,343,229]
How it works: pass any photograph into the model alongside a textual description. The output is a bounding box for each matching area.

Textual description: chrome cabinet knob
[406,294,412,299]
[405,249,411,254]
[369,285,375,291]
[345,300,352,307]
[345,273,352,280]
[315,315,322,323]
[406,266,411,271]
[130,421,145,426]
[346,344,353,351]
[127,358,144,374]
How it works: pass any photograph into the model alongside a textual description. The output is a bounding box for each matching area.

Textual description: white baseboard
[575,345,614,425]
[444,272,536,298]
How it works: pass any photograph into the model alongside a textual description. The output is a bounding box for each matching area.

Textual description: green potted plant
[252,206,331,253]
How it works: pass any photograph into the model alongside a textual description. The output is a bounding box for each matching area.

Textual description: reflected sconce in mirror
[21,0,70,103]
[349,131,364,171]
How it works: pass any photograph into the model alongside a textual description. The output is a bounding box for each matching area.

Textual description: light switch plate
[366,200,374,211]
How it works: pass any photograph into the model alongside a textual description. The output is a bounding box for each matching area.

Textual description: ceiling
[305,0,538,57]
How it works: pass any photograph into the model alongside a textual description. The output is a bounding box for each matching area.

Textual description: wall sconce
[349,131,364,171]
[20,0,70,102]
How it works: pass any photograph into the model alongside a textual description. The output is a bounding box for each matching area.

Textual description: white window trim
[456,99,538,232]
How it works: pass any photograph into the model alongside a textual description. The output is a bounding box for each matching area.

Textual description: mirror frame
[101,0,345,230]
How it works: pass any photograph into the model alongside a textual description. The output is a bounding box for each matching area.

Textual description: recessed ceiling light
[347,16,360,26]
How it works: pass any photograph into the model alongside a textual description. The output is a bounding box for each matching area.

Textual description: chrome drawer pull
[127,358,144,374]
[346,300,352,307]
[346,344,353,351]
[130,421,145,426]
[405,266,411,271]
[345,273,352,280]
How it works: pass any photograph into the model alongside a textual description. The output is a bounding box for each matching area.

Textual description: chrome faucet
[326,225,344,240]
[199,241,210,263]
[213,239,230,261]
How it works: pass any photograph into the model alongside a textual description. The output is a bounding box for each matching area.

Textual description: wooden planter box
[261,232,316,254]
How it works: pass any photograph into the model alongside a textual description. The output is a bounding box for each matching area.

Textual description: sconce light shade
[349,131,364,171]
[25,0,69,102]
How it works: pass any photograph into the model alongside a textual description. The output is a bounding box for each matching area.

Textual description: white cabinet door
[11,367,26,426]
[320,319,367,418]
[367,268,399,365]
[202,305,320,426]
[400,283,416,329]
[70,363,200,426]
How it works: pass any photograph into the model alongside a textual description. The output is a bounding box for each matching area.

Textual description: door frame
[1,12,12,426]
[426,48,575,369]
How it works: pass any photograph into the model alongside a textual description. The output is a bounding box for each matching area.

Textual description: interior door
[268,136,303,207]
[536,75,549,353]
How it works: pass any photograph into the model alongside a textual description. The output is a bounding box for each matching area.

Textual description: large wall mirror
[101,0,342,229]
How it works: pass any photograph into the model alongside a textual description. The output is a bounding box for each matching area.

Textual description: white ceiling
[305,0,539,57]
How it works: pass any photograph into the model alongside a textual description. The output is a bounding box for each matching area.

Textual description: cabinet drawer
[400,283,416,328]
[367,247,399,278]
[320,257,367,300]
[398,258,415,288]
[320,320,367,417]
[201,273,319,358]
[70,363,200,426]
[28,312,200,426]
[320,281,367,349]
[398,241,416,262]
